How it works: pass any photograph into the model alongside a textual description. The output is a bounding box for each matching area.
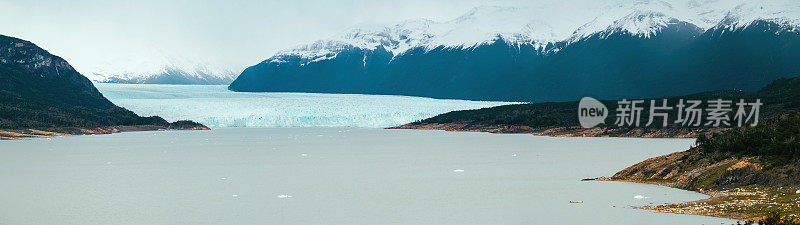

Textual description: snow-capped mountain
[264,0,798,62]
[85,53,239,85]
[231,0,800,102]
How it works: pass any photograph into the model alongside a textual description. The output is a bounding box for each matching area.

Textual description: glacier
[96,84,513,128]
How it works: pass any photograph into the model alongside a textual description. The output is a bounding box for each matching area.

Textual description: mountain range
[85,56,238,85]
[229,0,800,102]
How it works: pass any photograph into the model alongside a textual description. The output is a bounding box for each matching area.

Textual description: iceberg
[96,84,514,128]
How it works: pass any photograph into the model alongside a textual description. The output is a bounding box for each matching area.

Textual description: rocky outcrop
[606,150,800,190]
[599,149,800,222]
[0,34,113,109]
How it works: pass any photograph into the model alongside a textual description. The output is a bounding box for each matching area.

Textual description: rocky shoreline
[0,124,209,140]
[591,178,800,222]
[592,175,799,222]
[588,149,800,222]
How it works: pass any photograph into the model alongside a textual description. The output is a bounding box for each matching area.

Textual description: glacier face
[96,84,513,128]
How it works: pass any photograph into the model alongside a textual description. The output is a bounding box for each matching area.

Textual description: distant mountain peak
[715,1,800,31]
[86,54,239,85]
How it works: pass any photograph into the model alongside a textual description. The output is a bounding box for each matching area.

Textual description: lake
[0,128,735,224]
[0,84,738,224]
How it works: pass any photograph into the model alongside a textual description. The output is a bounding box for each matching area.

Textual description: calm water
[0,128,736,225]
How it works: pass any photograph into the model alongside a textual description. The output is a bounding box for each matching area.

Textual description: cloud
[0,0,511,75]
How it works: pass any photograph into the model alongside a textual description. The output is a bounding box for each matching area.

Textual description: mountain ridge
[260,0,800,64]
[87,59,238,85]
[230,0,800,102]
[231,18,800,101]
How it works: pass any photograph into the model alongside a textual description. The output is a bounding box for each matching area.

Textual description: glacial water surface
[0,128,737,225]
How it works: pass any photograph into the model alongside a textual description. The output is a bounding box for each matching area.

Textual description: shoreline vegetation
[391,75,800,138]
[391,77,800,222]
[0,122,209,140]
[391,123,727,138]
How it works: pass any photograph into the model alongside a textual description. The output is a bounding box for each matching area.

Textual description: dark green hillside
[0,92,171,129]
[0,34,205,133]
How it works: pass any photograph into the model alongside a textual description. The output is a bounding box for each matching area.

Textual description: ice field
[96,84,514,128]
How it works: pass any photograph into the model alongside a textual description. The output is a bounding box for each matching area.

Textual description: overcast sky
[0,0,526,73]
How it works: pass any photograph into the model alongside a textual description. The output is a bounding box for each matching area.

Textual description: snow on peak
[270,19,435,64]
[715,1,800,31]
[427,6,579,50]
[576,10,691,40]
[272,0,800,63]
[341,18,435,53]
[273,6,584,62]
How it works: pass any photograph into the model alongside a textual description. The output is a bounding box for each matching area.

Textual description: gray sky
[0,0,521,73]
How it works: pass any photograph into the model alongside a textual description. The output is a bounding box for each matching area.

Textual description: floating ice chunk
[633,195,649,199]
[220,177,227,180]
[300,153,308,157]
[277,194,293,198]
[453,169,465,173]
[511,154,518,157]
[231,194,239,198]
[105,162,112,165]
